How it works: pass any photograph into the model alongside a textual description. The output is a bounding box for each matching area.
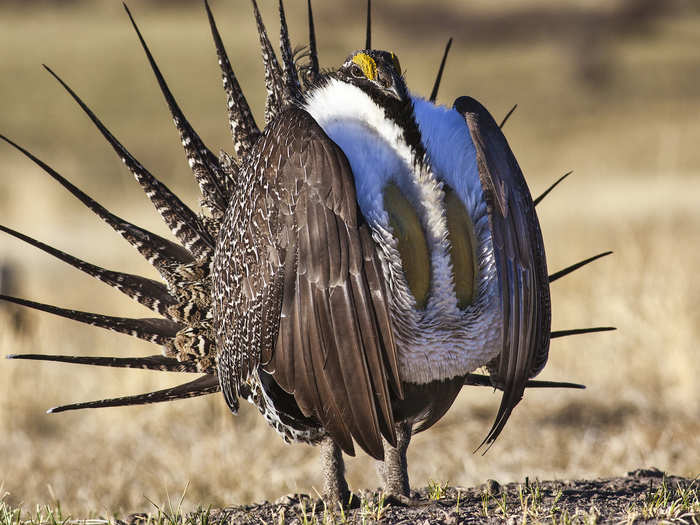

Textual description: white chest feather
[303,80,503,384]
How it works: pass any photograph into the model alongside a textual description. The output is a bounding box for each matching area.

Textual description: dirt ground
[120,469,697,525]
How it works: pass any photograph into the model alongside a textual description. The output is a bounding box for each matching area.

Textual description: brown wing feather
[454,96,551,449]
[214,108,400,459]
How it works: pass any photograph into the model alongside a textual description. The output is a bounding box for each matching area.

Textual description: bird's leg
[379,420,413,501]
[320,437,350,506]
[380,421,439,507]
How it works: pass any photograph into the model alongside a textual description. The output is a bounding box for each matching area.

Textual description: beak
[383,73,408,102]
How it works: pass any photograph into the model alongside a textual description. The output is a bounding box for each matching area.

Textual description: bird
[1,0,614,505]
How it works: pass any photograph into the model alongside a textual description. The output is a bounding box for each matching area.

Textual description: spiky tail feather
[0,134,194,281]
[44,65,215,260]
[549,251,612,283]
[47,375,220,413]
[0,224,176,317]
[0,295,181,344]
[499,104,518,129]
[277,0,302,101]
[305,0,320,84]
[429,38,452,103]
[550,326,616,339]
[365,0,372,49]
[123,4,232,218]
[534,171,572,206]
[7,353,203,373]
[464,373,585,390]
[250,0,287,124]
[204,0,260,158]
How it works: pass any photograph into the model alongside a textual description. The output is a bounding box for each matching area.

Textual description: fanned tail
[0,135,194,281]
[47,375,220,413]
[123,4,231,219]
[44,65,215,260]
[7,353,202,373]
[2,0,328,421]
[0,295,181,344]
[204,0,260,158]
[0,224,176,317]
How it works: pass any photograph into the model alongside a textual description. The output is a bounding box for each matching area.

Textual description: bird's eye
[350,64,364,78]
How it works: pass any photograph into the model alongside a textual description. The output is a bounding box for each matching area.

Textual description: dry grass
[0,0,699,516]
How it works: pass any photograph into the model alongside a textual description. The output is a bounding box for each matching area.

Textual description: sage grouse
[2,1,613,504]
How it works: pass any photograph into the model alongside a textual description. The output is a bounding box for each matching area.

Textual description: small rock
[627,467,664,478]
[275,493,298,505]
[443,509,460,524]
[486,479,501,494]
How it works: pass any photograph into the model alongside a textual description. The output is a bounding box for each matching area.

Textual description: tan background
[0,0,698,515]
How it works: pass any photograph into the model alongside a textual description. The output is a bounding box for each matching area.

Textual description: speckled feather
[0,224,176,317]
[125,4,233,218]
[212,108,401,459]
[0,134,195,281]
[204,0,261,159]
[277,0,303,102]
[0,294,182,344]
[8,353,206,374]
[250,0,287,124]
[45,66,216,261]
[47,374,221,413]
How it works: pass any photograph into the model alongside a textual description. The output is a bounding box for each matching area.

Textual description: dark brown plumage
[212,107,402,459]
[455,96,551,450]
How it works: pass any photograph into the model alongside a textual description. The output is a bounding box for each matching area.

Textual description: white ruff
[303,80,502,384]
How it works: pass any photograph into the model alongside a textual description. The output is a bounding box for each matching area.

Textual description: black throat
[378,95,426,164]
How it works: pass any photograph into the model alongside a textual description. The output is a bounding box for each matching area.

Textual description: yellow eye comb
[351,53,377,81]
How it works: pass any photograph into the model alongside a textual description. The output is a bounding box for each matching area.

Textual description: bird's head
[336,50,408,104]
[331,49,423,157]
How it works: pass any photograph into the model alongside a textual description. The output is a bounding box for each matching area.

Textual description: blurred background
[1,0,698,516]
